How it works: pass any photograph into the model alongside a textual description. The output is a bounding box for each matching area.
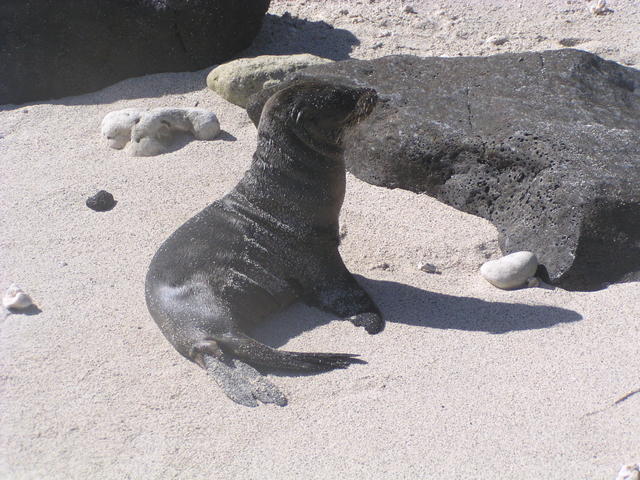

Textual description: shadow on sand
[252,276,582,359]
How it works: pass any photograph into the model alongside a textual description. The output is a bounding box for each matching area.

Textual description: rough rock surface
[207,54,333,107]
[248,49,640,290]
[0,0,270,105]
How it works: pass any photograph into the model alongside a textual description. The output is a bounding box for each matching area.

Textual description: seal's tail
[215,333,364,372]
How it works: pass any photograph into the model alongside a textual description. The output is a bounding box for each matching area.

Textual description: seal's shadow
[252,276,582,351]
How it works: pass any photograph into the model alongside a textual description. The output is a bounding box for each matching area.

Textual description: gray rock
[247,50,640,290]
[0,0,270,105]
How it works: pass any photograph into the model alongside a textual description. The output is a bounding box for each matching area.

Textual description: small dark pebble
[418,262,441,274]
[86,190,116,211]
[371,262,391,271]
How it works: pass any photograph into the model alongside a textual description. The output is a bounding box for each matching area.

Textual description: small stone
[417,261,441,274]
[486,35,509,46]
[378,30,392,38]
[590,0,612,15]
[402,5,417,14]
[616,464,640,480]
[558,37,584,47]
[371,42,384,50]
[371,262,391,271]
[86,190,116,211]
[338,8,349,15]
[3,284,33,310]
[480,251,538,289]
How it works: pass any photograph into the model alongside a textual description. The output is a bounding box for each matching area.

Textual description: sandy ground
[1,1,639,478]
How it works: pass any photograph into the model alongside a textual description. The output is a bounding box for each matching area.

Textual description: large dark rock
[248,50,640,290]
[0,0,270,105]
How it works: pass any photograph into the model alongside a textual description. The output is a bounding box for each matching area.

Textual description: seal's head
[260,81,378,158]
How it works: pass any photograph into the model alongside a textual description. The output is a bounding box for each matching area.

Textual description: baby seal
[145,81,382,407]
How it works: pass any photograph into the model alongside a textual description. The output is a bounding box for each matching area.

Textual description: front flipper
[203,355,287,407]
[306,256,385,334]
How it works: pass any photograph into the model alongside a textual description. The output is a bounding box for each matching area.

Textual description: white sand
[1,1,639,478]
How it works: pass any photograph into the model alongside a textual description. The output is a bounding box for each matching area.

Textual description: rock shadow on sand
[242,13,360,60]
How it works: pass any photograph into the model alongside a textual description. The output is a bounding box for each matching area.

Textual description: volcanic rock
[86,190,116,212]
[0,0,270,105]
[248,50,640,290]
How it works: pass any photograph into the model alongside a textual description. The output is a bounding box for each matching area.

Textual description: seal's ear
[246,77,303,127]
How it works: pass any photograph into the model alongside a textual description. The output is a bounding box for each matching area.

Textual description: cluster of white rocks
[100,107,220,156]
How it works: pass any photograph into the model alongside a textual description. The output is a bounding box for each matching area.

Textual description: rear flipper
[216,333,365,371]
[203,355,287,408]
[195,335,364,407]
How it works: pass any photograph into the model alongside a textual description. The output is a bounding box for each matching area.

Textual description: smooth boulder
[207,54,333,107]
[248,49,640,290]
[0,0,270,105]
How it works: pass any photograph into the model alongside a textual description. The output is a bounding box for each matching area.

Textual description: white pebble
[3,284,33,310]
[590,0,611,15]
[480,251,538,290]
[616,464,640,480]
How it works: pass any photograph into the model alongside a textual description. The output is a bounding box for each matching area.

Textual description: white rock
[616,464,640,480]
[129,108,220,157]
[101,107,220,157]
[480,251,538,289]
[590,0,611,15]
[3,284,33,310]
[100,108,142,149]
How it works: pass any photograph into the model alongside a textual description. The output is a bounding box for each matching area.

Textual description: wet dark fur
[145,82,382,407]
